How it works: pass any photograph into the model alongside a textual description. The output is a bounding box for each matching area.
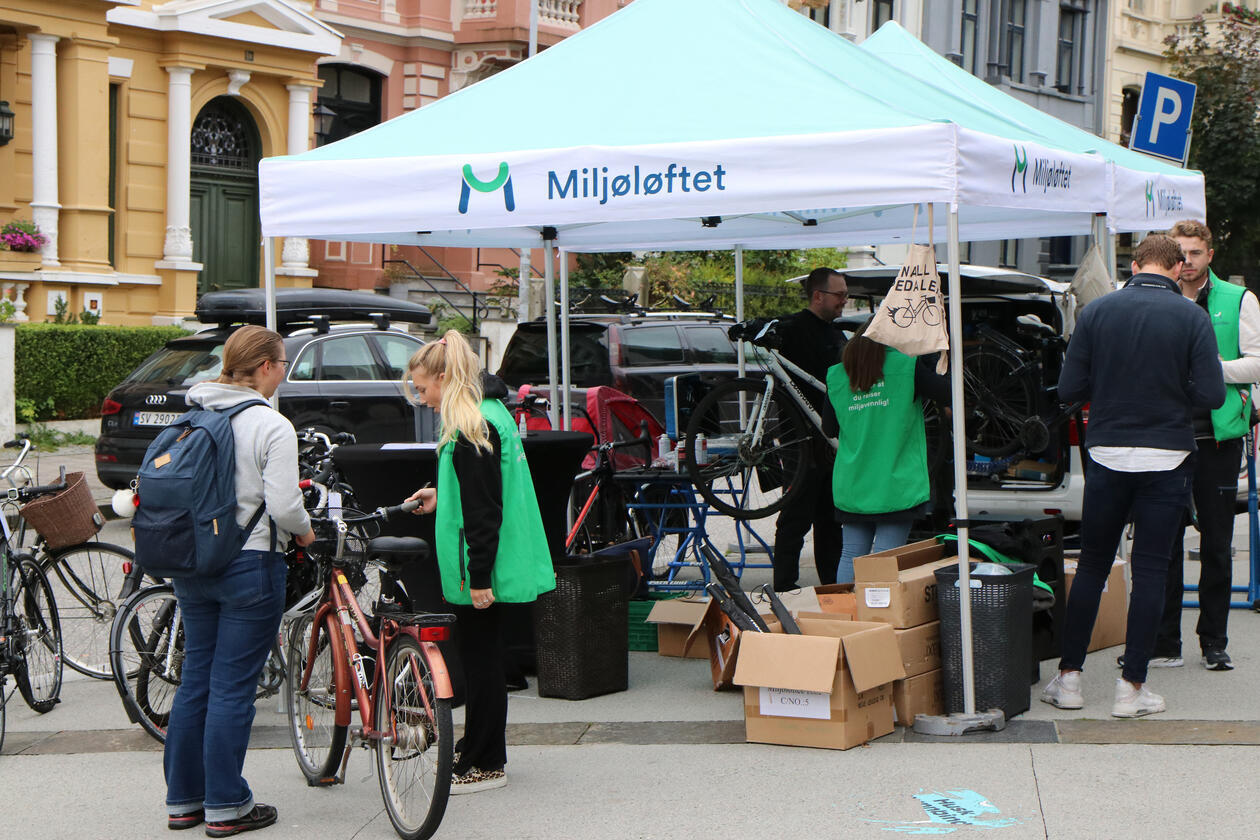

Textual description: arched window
[316,64,382,146]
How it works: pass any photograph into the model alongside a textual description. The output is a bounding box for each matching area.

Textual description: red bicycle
[285,501,455,840]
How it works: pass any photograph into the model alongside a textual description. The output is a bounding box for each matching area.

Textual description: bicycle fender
[420,640,454,699]
[325,613,355,728]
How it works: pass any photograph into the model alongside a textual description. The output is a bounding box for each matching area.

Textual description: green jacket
[434,399,555,605]
[1205,271,1251,441]
[826,350,930,515]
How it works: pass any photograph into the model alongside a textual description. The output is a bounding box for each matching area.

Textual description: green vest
[826,350,930,515]
[1206,271,1250,441]
[434,399,555,605]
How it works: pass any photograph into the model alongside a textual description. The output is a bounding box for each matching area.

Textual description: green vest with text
[1207,271,1250,441]
[434,398,555,605]
[826,350,930,515]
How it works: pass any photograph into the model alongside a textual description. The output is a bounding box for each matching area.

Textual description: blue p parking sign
[1130,72,1197,165]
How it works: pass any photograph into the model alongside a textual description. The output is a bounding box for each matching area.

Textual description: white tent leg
[543,239,559,428]
[735,245,745,377]
[945,204,976,715]
[559,248,571,431]
[264,236,278,410]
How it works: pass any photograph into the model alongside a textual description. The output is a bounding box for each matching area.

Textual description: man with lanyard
[1044,234,1223,717]
[1147,220,1260,671]
[770,267,848,590]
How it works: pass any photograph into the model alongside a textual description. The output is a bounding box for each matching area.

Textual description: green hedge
[15,324,189,420]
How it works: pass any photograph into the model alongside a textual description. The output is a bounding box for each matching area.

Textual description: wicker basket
[19,471,103,549]
[533,554,629,700]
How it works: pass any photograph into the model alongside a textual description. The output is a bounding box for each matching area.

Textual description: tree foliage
[1165,6,1260,282]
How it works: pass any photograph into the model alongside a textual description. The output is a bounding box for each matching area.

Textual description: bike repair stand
[1181,428,1260,611]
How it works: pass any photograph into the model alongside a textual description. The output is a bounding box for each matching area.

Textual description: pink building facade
[308,0,623,294]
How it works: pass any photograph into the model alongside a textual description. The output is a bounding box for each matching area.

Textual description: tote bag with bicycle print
[865,216,949,373]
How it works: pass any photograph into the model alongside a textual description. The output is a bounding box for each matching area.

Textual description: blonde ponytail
[404,330,492,453]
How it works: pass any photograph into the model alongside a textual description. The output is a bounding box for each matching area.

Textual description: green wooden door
[190,97,260,294]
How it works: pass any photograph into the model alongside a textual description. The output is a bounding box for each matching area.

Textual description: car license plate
[133,411,181,427]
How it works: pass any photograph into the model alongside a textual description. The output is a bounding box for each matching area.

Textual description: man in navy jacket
[1042,234,1225,718]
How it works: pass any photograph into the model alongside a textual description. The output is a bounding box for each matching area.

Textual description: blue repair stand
[1184,428,1260,610]
[614,468,772,592]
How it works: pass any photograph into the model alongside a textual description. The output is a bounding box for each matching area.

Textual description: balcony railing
[462,0,582,28]
[465,0,497,19]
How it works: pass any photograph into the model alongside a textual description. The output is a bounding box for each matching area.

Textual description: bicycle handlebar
[10,477,67,501]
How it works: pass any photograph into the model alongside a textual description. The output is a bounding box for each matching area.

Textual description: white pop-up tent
[259,0,1205,724]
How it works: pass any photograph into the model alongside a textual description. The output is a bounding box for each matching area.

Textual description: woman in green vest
[405,330,554,795]
[827,320,950,583]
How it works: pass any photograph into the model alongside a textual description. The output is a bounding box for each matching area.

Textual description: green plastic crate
[628,599,660,651]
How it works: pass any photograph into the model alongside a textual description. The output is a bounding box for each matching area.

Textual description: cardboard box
[645,598,710,658]
[733,616,905,750]
[894,621,941,678]
[813,583,857,619]
[854,539,958,629]
[1064,558,1129,653]
[683,598,775,690]
[893,668,944,725]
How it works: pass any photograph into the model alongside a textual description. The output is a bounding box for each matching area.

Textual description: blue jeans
[165,551,286,821]
[1058,458,1193,686]
[835,519,913,584]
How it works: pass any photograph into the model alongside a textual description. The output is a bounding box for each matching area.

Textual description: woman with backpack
[163,325,316,837]
[826,319,950,584]
[404,330,554,795]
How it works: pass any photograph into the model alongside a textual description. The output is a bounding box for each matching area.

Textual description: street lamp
[312,102,336,146]
[0,101,14,147]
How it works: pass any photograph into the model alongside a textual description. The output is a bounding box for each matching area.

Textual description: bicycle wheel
[684,378,812,519]
[285,612,347,784]
[110,584,181,743]
[43,542,135,679]
[962,346,1038,458]
[376,634,452,840]
[13,558,62,713]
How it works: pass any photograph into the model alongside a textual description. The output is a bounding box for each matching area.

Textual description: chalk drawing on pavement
[865,789,1023,834]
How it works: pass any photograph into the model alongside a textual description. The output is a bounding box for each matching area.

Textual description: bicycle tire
[286,612,347,785]
[962,346,1038,458]
[43,541,136,679]
[684,378,812,519]
[13,558,62,713]
[110,584,181,743]
[376,634,452,840]
[0,681,6,755]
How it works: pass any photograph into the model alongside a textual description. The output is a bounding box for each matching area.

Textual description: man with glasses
[770,267,848,590]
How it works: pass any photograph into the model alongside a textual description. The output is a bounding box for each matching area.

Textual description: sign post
[1129,71,1197,166]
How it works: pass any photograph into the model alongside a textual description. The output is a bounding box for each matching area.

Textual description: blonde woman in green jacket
[405,330,554,795]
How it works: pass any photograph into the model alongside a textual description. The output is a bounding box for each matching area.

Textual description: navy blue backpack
[132,400,272,578]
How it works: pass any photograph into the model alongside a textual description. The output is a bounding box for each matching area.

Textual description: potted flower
[0,219,47,253]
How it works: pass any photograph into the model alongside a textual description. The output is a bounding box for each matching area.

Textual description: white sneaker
[1041,671,1084,709]
[1112,678,1166,718]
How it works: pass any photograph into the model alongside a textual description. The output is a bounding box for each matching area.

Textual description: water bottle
[518,412,529,439]
[695,432,708,466]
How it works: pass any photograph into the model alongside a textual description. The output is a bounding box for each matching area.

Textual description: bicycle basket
[19,471,104,549]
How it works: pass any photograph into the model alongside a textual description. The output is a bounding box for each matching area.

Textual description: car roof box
[195,288,433,329]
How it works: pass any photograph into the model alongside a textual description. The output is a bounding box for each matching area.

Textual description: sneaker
[450,767,507,795]
[1116,654,1183,668]
[204,804,278,838]
[168,810,204,831]
[1112,678,1166,718]
[1040,671,1084,709]
[1202,649,1234,671]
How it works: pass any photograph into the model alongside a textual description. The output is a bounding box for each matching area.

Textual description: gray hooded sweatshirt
[185,382,311,552]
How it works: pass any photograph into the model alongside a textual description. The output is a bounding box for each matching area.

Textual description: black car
[496,313,749,423]
[95,289,433,490]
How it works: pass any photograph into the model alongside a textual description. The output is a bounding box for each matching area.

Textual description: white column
[162,66,196,264]
[28,34,60,267]
[281,84,314,270]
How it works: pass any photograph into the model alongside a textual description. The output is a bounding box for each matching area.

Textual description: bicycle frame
[741,346,838,454]
[298,562,453,743]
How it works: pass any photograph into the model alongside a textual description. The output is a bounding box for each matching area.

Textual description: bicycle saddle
[727,317,780,347]
[367,536,431,563]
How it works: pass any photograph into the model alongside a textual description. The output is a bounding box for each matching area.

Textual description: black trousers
[450,602,507,774]
[1157,436,1242,655]
[772,461,842,590]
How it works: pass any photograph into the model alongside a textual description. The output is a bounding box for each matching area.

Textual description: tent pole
[734,245,745,377]
[559,248,572,431]
[543,238,559,428]
[945,204,976,716]
[264,237,278,409]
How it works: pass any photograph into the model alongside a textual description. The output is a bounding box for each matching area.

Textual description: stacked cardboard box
[853,539,956,724]
[1063,556,1129,653]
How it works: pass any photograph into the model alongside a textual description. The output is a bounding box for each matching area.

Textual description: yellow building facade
[0,0,340,325]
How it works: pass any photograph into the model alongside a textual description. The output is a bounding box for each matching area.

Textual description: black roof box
[195,288,432,329]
